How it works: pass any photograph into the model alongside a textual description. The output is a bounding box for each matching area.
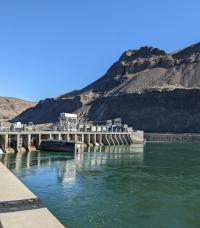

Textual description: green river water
[1,142,200,228]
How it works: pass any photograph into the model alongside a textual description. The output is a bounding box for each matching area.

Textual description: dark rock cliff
[14,97,82,123]
[85,89,200,133]
[13,42,200,132]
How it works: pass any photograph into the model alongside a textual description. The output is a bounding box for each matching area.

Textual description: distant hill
[13,41,200,132]
[0,97,35,120]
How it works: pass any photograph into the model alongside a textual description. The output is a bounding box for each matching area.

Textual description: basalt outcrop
[13,42,200,132]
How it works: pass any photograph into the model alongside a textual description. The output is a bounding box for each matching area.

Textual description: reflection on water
[1,143,200,228]
[1,145,144,186]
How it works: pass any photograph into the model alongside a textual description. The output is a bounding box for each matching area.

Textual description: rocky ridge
[13,42,200,132]
[0,97,35,120]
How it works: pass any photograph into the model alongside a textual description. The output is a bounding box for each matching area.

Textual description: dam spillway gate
[0,131,144,153]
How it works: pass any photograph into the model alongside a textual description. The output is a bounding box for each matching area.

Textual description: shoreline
[145,133,200,142]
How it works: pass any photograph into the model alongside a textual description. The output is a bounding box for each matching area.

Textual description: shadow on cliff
[12,96,82,124]
[85,89,200,133]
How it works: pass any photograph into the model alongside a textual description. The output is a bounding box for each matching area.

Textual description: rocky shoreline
[145,133,200,142]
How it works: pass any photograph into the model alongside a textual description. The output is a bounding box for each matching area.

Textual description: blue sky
[0,0,200,101]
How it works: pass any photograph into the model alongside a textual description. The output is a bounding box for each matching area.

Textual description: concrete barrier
[0,162,64,228]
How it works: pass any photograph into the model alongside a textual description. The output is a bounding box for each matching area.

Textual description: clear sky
[0,0,200,101]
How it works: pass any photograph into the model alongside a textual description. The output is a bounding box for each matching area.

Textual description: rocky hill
[13,42,200,132]
[0,97,35,120]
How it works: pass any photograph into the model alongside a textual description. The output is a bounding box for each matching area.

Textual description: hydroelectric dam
[0,113,144,153]
[0,130,144,153]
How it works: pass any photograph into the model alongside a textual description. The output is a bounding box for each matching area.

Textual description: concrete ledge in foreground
[0,162,64,228]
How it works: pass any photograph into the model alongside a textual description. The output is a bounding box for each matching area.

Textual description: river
[1,142,200,228]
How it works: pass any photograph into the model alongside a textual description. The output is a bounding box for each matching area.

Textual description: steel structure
[59,113,78,131]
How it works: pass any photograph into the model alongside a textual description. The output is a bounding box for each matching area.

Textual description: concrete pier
[0,162,64,227]
[0,130,144,153]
